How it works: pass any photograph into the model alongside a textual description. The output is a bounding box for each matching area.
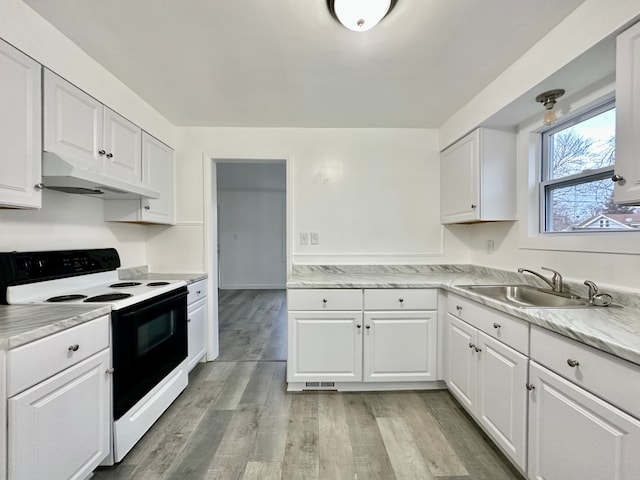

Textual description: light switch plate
[310,232,319,245]
[299,232,309,245]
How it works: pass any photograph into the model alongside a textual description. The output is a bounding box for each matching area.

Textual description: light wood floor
[94,289,522,480]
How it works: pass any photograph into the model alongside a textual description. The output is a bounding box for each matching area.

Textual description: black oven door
[111,287,188,420]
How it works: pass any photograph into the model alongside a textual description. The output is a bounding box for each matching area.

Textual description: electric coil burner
[0,248,189,466]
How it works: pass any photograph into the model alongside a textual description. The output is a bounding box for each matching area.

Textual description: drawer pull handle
[493,323,501,329]
[366,325,371,330]
[98,149,106,155]
[474,346,482,353]
[106,368,114,374]
[526,383,535,391]
[398,298,404,303]
[567,359,580,368]
[468,343,475,349]
[68,344,79,352]
[357,324,362,329]
[322,298,328,304]
[196,290,202,294]
[456,305,462,311]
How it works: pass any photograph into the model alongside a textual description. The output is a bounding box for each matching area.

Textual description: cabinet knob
[188,318,192,323]
[68,344,79,352]
[322,298,327,304]
[474,346,482,353]
[398,298,404,303]
[456,305,462,311]
[365,325,371,330]
[471,204,477,209]
[144,205,151,210]
[526,383,535,391]
[493,322,501,329]
[356,324,362,329]
[106,152,113,158]
[98,149,106,155]
[611,174,625,183]
[34,183,45,190]
[106,368,114,375]
[468,343,475,349]
[566,358,580,368]
[196,290,202,294]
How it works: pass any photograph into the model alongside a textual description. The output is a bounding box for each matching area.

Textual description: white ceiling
[24,0,586,128]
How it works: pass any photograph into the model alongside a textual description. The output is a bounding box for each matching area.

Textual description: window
[540,101,640,233]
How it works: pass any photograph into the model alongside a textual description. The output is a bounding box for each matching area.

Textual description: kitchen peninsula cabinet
[527,325,640,479]
[446,294,528,471]
[614,21,640,205]
[104,132,175,224]
[287,288,438,390]
[440,127,516,224]
[0,39,41,209]
[6,315,111,480]
[44,69,143,186]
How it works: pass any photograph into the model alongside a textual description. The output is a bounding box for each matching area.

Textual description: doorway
[203,157,292,361]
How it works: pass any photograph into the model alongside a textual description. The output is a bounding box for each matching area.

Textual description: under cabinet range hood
[41,152,160,199]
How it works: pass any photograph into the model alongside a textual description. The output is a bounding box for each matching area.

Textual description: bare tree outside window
[541,103,640,232]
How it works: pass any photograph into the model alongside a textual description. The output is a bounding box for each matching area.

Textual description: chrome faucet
[518,267,563,293]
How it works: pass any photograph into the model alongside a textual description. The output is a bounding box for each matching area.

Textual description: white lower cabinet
[8,349,111,480]
[527,361,640,480]
[445,297,528,472]
[287,288,437,388]
[187,279,208,371]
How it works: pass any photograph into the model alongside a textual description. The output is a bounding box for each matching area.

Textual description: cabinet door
[476,332,528,471]
[445,314,477,411]
[103,107,142,184]
[614,21,640,205]
[8,349,111,480]
[43,69,104,169]
[528,361,640,480]
[141,132,174,224]
[363,311,437,382]
[0,40,41,209]
[187,297,207,372]
[440,130,479,223]
[287,311,362,383]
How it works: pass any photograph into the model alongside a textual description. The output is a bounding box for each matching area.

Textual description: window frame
[538,100,616,234]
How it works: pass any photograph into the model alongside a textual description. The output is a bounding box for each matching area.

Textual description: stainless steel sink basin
[458,284,590,308]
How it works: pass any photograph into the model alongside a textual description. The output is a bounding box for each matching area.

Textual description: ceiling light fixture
[536,89,565,126]
[328,0,396,32]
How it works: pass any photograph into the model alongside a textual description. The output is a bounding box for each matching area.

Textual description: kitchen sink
[457,284,590,308]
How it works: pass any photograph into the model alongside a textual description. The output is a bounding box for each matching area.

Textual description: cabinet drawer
[287,289,362,311]
[188,279,207,304]
[531,325,640,419]
[7,315,110,397]
[448,294,528,354]
[364,289,437,310]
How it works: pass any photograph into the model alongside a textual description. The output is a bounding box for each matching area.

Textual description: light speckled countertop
[0,304,110,351]
[119,266,207,284]
[288,265,640,367]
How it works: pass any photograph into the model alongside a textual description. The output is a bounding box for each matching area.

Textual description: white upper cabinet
[44,69,143,186]
[614,21,640,205]
[440,127,516,224]
[104,132,175,224]
[0,39,42,209]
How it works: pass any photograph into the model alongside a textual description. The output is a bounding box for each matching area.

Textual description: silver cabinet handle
[456,305,462,311]
[493,322,501,329]
[398,298,404,303]
[106,153,113,158]
[196,290,202,294]
[611,174,625,182]
[471,204,477,209]
[567,359,580,368]
[144,205,151,210]
[68,344,79,352]
[526,383,535,391]
[322,298,327,304]
[356,324,362,329]
[188,318,192,323]
[98,149,106,155]
[468,343,475,349]
[34,183,45,190]
[474,346,482,353]
[106,368,114,374]
[365,325,371,330]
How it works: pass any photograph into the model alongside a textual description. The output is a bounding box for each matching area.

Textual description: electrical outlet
[299,232,309,245]
[310,232,319,245]
[486,239,494,255]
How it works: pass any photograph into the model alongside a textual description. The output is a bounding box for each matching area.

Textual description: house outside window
[540,101,640,233]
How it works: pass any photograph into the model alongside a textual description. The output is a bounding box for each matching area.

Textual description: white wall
[0,0,175,267]
[217,163,286,289]
[144,127,471,272]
